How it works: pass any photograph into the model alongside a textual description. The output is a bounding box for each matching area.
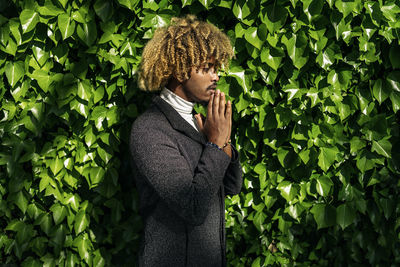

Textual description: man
[130,15,243,267]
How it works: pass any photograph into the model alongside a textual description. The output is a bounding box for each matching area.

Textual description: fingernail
[221,92,224,96]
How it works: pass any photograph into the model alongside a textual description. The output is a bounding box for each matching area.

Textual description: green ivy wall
[1,0,400,266]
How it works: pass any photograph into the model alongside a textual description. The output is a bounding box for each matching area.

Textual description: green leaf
[49,156,63,175]
[31,69,52,92]
[277,181,298,202]
[356,151,375,173]
[287,203,305,220]
[379,198,394,220]
[77,80,92,101]
[58,13,76,40]
[34,213,53,235]
[74,210,89,234]
[38,4,64,16]
[141,13,171,29]
[281,32,309,69]
[5,61,25,87]
[310,203,336,229]
[94,0,113,22]
[233,0,252,21]
[373,79,390,104]
[50,203,68,225]
[199,0,214,9]
[303,0,324,22]
[261,3,288,33]
[20,9,39,33]
[229,66,252,93]
[390,91,400,112]
[253,210,266,232]
[182,0,193,7]
[89,167,105,187]
[318,147,339,172]
[117,0,140,10]
[350,136,366,154]
[261,47,284,71]
[77,20,97,46]
[336,203,355,230]
[335,0,362,18]
[11,191,28,214]
[371,139,392,158]
[315,176,333,197]
[244,27,262,50]
[387,71,400,92]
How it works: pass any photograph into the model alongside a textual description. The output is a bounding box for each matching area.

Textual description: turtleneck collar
[159,87,195,115]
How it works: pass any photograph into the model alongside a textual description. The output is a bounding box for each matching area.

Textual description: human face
[180,59,219,103]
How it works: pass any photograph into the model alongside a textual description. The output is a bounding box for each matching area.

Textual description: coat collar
[153,95,207,144]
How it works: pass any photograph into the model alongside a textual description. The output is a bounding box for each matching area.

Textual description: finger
[207,91,214,117]
[219,92,226,115]
[225,99,232,119]
[213,90,220,117]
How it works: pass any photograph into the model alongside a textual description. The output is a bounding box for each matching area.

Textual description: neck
[166,78,191,102]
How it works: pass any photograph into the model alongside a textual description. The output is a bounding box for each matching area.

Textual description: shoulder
[130,102,175,145]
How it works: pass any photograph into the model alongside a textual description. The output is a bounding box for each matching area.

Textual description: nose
[211,69,219,82]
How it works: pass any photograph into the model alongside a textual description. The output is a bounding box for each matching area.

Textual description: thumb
[195,114,204,131]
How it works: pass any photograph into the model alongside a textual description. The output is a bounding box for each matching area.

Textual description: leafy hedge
[1,0,400,266]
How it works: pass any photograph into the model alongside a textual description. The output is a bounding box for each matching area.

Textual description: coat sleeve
[223,145,243,196]
[130,125,231,226]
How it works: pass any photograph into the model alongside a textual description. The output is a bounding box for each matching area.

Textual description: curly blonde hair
[137,15,234,91]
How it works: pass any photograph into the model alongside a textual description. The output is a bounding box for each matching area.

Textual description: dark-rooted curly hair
[137,15,234,91]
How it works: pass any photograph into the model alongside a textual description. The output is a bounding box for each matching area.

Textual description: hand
[195,90,232,153]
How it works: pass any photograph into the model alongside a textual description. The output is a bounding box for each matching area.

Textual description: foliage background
[1,0,400,266]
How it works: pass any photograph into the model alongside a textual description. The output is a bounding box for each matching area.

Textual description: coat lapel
[153,96,207,145]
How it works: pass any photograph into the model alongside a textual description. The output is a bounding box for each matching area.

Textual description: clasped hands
[195,90,232,157]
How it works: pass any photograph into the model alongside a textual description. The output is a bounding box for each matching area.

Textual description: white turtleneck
[160,88,200,132]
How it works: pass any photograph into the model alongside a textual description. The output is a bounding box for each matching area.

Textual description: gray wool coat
[129,96,243,267]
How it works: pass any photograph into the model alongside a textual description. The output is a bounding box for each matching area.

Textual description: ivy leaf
[318,147,339,172]
[5,61,25,87]
[244,27,262,50]
[261,3,288,33]
[73,234,90,263]
[387,71,400,92]
[390,91,400,112]
[182,0,193,7]
[253,210,266,232]
[229,66,252,94]
[49,156,63,175]
[117,0,140,10]
[50,203,68,225]
[199,0,214,9]
[94,0,113,22]
[315,176,333,197]
[20,9,39,33]
[89,167,105,187]
[373,79,390,104]
[77,20,97,47]
[58,13,76,40]
[141,13,171,29]
[371,139,392,158]
[277,181,298,203]
[310,203,336,229]
[31,69,52,92]
[336,203,355,229]
[281,32,309,69]
[261,47,284,71]
[74,210,89,234]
